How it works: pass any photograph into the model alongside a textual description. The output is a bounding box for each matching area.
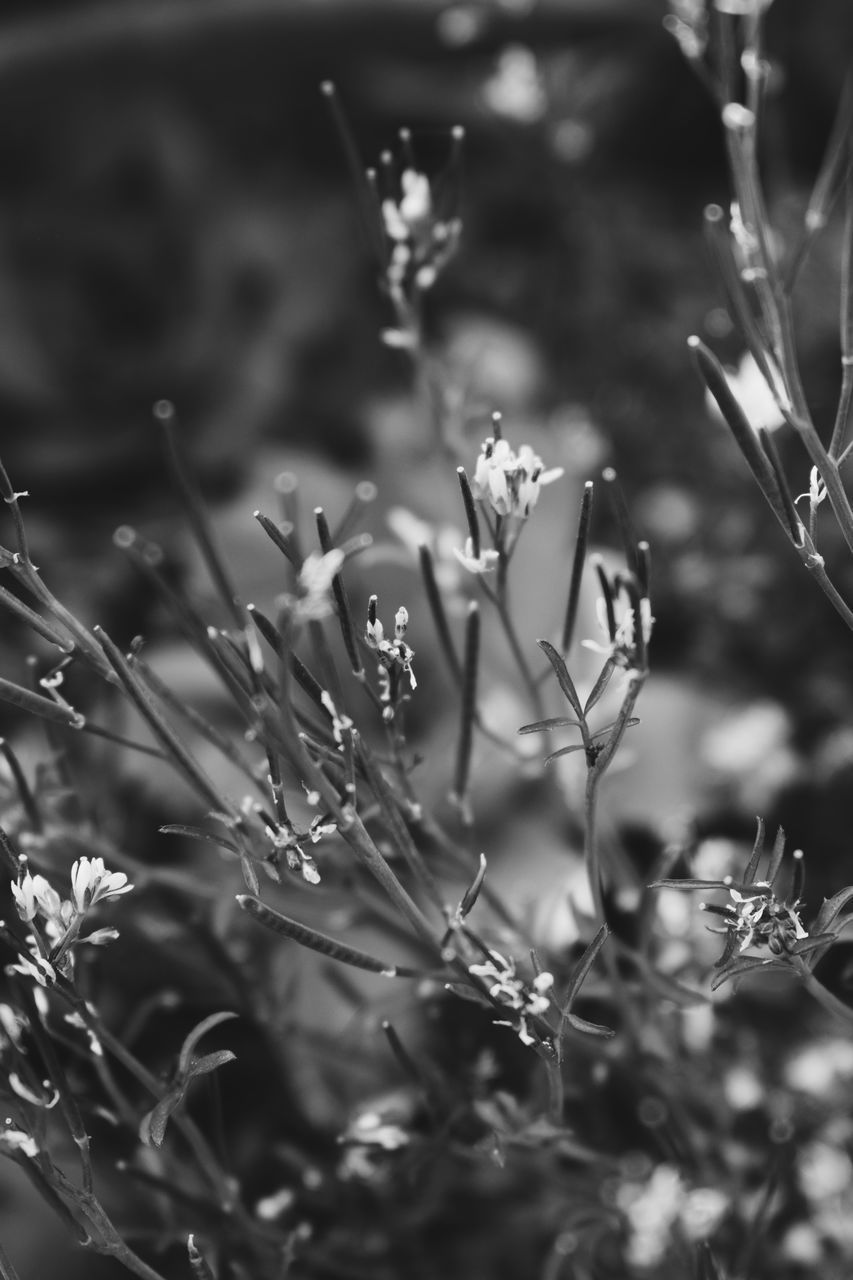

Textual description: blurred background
[1,0,853,1274]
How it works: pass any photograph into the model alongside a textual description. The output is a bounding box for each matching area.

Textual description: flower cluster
[7,857,132,986]
[338,1090,414,1182]
[583,593,654,671]
[381,169,461,301]
[261,814,336,886]
[288,548,346,624]
[700,878,808,957]
[616,1163,729,1268]
[468,949,554,1047]
[365,598,416,718]
[471,437,563,519]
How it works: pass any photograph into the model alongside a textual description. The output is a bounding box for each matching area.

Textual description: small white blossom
[263,821,323,885]
[8,1072,59,1109]
[365,600,417,693]
[349,1111,410,1151]
[472,437,563,518]
[582,594,653,668]
[0,1125,39,1159]
[70,857,133,912]
[382,170,432,243]
[12,872,65,926]
[291,549,346,623]
[255,1186,295,1221]
[617,1164,685,1268]
[483,45,547,123]
[796,466,828,512]
[7,951,56,987]
[320,690,355,745]
[704,350,786,433]
[785,1039,853,1095]
[468,950,554,1047]
[453,538,499,575]
[0,1004,27,1049]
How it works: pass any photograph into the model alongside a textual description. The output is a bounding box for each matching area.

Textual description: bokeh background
[1,0,853,1274]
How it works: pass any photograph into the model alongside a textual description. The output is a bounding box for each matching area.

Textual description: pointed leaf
[564,1011,615,1038]
[536,640,584,719]
[558,925,613,1041]
[583,660,615,715]
[139,1083,187,1149]
[159,824,240,855]
[445,982,494,1008]
[544,744,587,764]
[177,1011,238,1075]
[710,956,786,991]
[459,853,487,918]
[766,825,787,886]
[812,885,853,939]
[517,717,582,736]
[185,1049,237,1081]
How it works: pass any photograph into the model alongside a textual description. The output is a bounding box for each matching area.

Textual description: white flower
[796,466,827,513]
[704,350,787,433]
[255,1186,295,1221]
[349,1111,410,1150]
[0,1004,27,1048]
[453,538,499,575]
[11,872,64,925]
[79,927,120,946]
[680,1186,729,1241]
[70,857,133,912]
[263,821,323,885]
[293,549,346,623]
[0,1126,39,1159]
[723,1064,764,1111]
[617,1164,685,1268]
[8,1072,59,1109]
[8,950,56,987]
[468,950,553,1046]
[472,437,563,518]
[483,45,546,123]
[798,1142,853,1202]
[582,594,653,669]
[364,601,417,692]
[785,1040,853,1095]
[382,170,432,243]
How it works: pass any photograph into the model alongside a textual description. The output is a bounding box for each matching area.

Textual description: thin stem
[795,957,853,1027]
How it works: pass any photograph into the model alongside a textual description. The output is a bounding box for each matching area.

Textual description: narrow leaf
[159,825,240,855]
[544,744,587,765]
[811,885,853,938]
[139,1083,186,1149]
[185,1049,237,1080]
[583,660,615,716]
[558,925,614,1041]
[177,1011,238,1076]
[517,717,582,735]
[537,639,584,719]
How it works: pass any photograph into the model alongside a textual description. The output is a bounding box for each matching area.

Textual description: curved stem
[795,957,853,1027]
